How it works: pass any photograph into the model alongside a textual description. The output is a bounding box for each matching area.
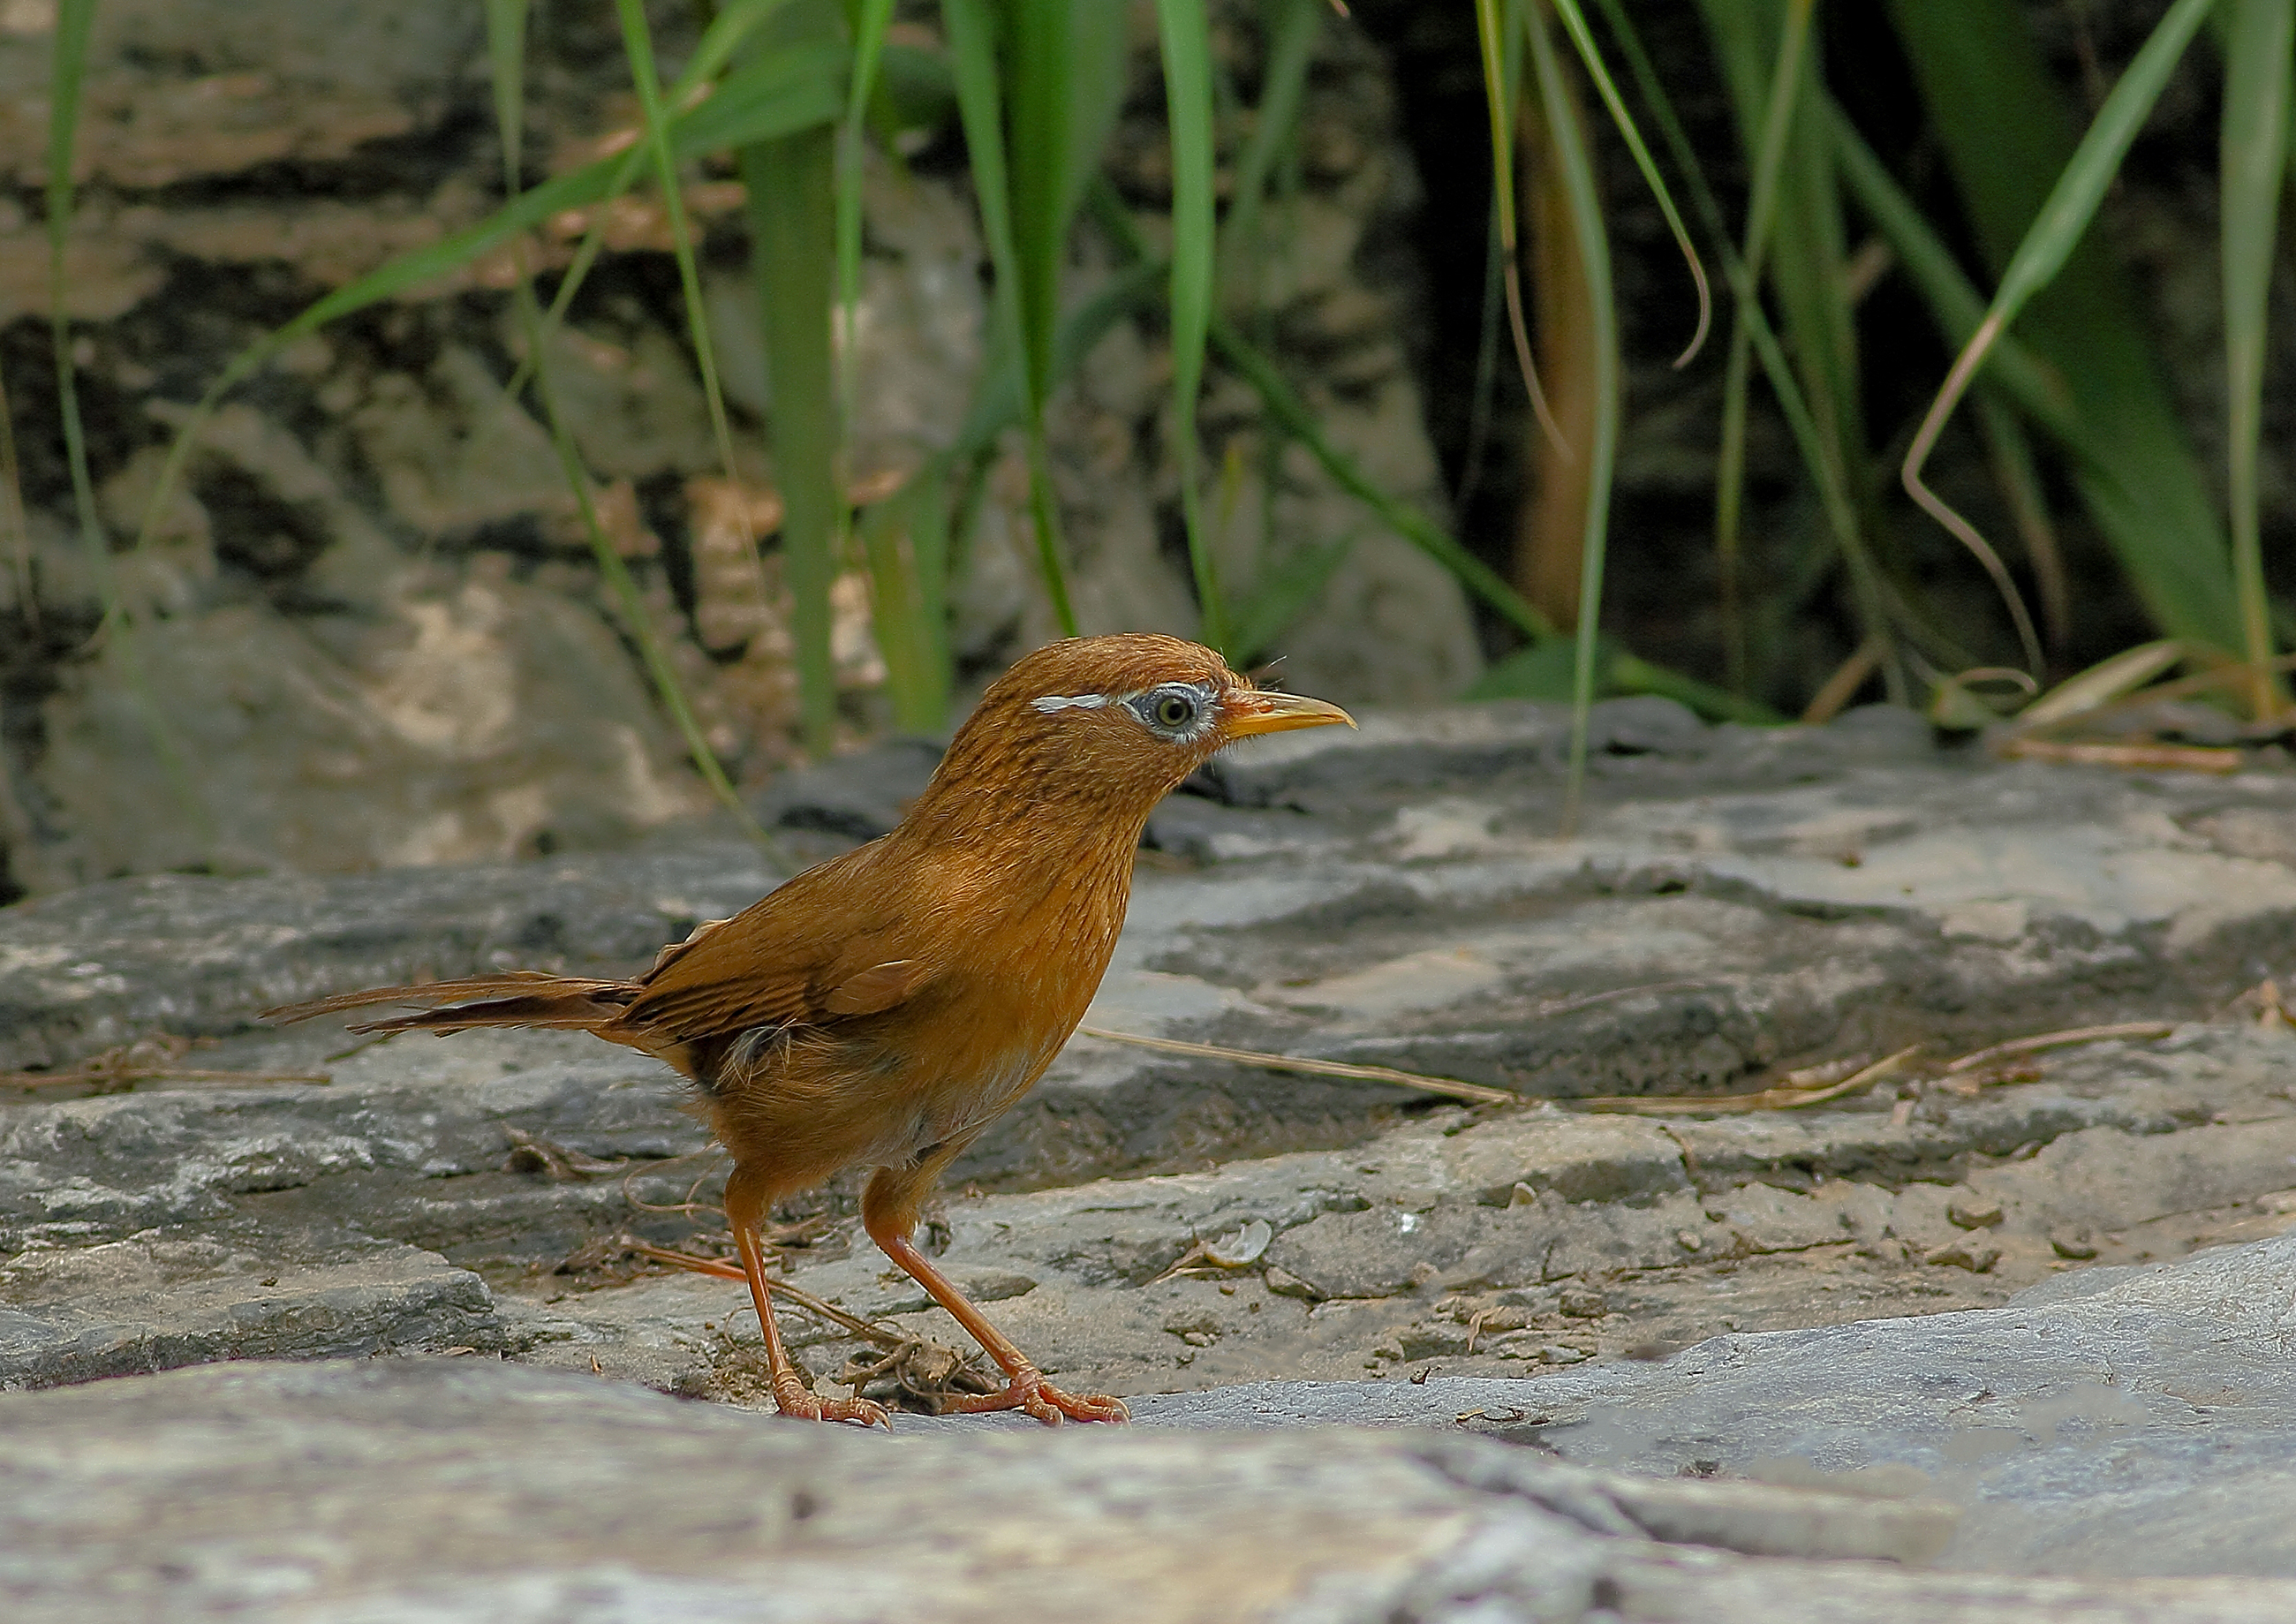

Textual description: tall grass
[16,0,2291,873]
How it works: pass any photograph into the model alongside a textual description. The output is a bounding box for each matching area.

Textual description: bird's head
[917,633,1354,827]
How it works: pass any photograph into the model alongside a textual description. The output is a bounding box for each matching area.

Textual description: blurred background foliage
[1,0,2292,895]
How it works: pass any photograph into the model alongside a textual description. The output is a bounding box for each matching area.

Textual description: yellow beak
[1223,688,1356,737]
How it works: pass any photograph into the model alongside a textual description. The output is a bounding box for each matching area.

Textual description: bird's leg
[725,1165,889,1428]
[861,1164,1129,1426]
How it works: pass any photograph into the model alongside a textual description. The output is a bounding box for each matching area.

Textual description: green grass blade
[1888,0,2239,657]
[617,0,794,510]
[1596,0,1892,693]
[858,460,952,731]
[2222,0,2292,712]
[837,0,926,721]
[941,0,1076,634]
[1003,0,1128,405]
[1525,4,1619,834]
[622,0,849,761]
[483,0,774,850]
[1990,0,2215,320]
[1156,0,1225,651]
[1551,0,1710,366]
[44,0,103,605]
[740,121,842,757]
[1221,0,1321,275]
[1475,0,1566,451]
[836,0,896,411]
[1972,385,2071,654]
[1824,105,2075,437]
[526,0,825,365]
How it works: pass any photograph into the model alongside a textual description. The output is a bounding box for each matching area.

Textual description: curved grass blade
[1525,3,1619,835]
[1157,0,1225,651]
[1475,0,1567,454]
[1824,103,2073,436]
[1973,385,2070,656]
[2221,0,2293,715]
[1552,0,1710,366]
[1895,0,2232,659]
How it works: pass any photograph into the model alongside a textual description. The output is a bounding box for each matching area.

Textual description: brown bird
[266,634,1352,1427]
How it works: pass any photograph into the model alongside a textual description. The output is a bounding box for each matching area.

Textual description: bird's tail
[261,971,639,1036]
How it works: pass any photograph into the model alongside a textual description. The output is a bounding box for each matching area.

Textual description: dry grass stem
[1575,1046,1922,1116]
[0,1035,329,1093]
[1074,1025,1521,1107]
[1996,737,2242,774]
[628,1237,997,1401]
[1943,1020,2176,1075]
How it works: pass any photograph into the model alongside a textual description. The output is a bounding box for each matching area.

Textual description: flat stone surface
[1048,1230,2296,1584]
[8,702,2296,1610]
[5,1356,2294,1622]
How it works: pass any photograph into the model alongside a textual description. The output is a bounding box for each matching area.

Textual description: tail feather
[262,971,638,1035]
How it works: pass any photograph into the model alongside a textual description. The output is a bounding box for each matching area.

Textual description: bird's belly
[709,1025,1060,1182]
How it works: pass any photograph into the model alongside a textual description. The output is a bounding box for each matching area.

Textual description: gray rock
[6,1356,2293,1621]
[0,1229,495,1389]
[0,843,774,1070]
[1099,1230,2296,1582]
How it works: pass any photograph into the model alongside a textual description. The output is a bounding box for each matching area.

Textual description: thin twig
[0,1032,329,1093]
[629,1239,915,1354]
[1996,737,2242,774]
[1573,1046,1921,1116]
[1943,1021,2175,1076]
[1074,1026,1522,1108]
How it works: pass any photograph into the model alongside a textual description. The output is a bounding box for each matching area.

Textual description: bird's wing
[615,849,938,1039]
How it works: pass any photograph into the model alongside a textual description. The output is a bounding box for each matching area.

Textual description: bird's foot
[939,1366,1129,1426]
[770,1374,891,1429]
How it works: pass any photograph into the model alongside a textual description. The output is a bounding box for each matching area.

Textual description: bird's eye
[1152,691,1198,730]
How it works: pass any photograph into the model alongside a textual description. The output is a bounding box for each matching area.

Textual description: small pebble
[2050,1228,2099,1260]
[1947,1196,2005,1229]
[1923,1238,2002,1273]
[1263,1265,1324,1302]
[1558,1287,1607,1318]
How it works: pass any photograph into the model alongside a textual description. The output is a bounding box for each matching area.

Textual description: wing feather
[614,843,935,1039]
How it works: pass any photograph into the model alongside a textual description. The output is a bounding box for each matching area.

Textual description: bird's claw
[771,1376,892,1429]
[939,1367,1129,1426]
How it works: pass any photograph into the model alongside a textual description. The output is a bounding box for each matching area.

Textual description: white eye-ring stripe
[1031,692,1112,714]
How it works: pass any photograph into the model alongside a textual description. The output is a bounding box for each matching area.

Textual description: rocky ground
[4,702,2296,1617]
[6,699,2296,1420]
